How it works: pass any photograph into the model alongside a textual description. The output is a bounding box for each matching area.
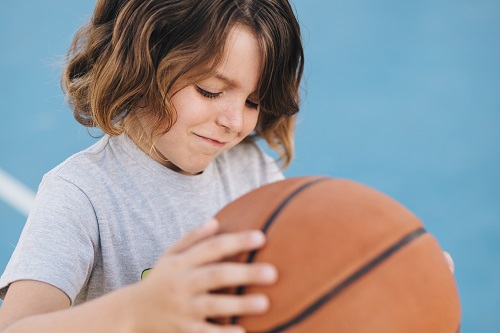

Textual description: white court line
[0,168,36,217]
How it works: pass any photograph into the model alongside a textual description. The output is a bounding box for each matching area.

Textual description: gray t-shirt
[0,134,283,304]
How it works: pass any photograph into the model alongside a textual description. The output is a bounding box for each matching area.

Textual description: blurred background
[1,0,499,331]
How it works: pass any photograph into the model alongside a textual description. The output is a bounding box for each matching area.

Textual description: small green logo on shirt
[141,268,152,280]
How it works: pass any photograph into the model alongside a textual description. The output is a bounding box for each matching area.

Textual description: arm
[0,281,70,331]
[0,219,277,333]
[0,280,133,333]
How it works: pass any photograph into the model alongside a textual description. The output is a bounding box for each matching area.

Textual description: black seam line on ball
[230,176,330,325]
[261,177,332,235]
[246,176,331,265]
[234,176,330,286]
[250,227,428,333]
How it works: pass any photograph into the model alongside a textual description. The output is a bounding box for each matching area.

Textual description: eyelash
[195,86,259,110]
[246,100,259,110]
[195,86,221,99]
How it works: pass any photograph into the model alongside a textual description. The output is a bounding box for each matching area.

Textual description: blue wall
[1,1,499,331]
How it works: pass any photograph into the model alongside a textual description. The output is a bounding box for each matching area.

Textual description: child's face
[150,25,262,175]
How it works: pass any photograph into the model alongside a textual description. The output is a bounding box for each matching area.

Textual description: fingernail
[250,230,265,244]
[253,295,269,310]
[203,218,218,229]
[261,265,278,282]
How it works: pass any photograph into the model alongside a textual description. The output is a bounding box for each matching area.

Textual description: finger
[168,218,219,254]
[193,294,270,318]
[185,319,245,333]
[443,251,455,274]
[181,230,266,266]
[188,263,277,293]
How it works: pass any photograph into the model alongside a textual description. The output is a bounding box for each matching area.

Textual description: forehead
[174,24,264,94]
[212,25,263,90]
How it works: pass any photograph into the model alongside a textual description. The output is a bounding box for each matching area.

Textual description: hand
[128,218,277,333]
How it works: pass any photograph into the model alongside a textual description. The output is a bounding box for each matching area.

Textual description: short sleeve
[0,174,99,303]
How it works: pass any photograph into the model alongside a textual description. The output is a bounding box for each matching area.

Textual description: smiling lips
[195,134,228,147]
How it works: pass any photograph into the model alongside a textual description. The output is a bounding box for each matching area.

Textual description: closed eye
[196,85,259,110]
[195,85,221,99]
[246,100,259,110]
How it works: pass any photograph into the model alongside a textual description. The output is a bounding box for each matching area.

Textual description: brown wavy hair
[63,0,304,168]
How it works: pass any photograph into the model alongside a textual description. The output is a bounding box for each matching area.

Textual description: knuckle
[207,266,229,284]
[204,297,221,312]
[243,265,261,282]
[194,296,222,316]
[198,327,216,333]
[207,235,235,254]
[189,322,213,333]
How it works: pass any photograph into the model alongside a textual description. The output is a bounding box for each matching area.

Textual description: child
[0,0,304,332]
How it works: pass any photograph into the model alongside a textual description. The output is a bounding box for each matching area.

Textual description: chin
[173,155,216,175]
[178,163,211,176]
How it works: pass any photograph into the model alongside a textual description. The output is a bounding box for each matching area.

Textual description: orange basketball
[214,176,461,333]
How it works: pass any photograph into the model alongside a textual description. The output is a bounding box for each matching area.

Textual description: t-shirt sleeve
[0,174,99,303]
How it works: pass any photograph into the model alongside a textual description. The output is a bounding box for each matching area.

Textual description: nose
[216,100,245,133]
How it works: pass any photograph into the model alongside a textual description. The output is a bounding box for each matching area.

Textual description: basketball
[214,176,461,333]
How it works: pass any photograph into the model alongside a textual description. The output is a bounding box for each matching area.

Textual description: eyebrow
[214,73,258,98]
[214,73,239,88]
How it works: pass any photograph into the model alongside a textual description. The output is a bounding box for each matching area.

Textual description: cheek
[242,111,259,136]
[171,95,208,125]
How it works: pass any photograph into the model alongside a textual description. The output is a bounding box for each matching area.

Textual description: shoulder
[47,135,111,181]
[33,134,142,213]
[43,134,141,192]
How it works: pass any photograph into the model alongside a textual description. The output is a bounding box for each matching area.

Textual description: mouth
[194,134,227,147]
